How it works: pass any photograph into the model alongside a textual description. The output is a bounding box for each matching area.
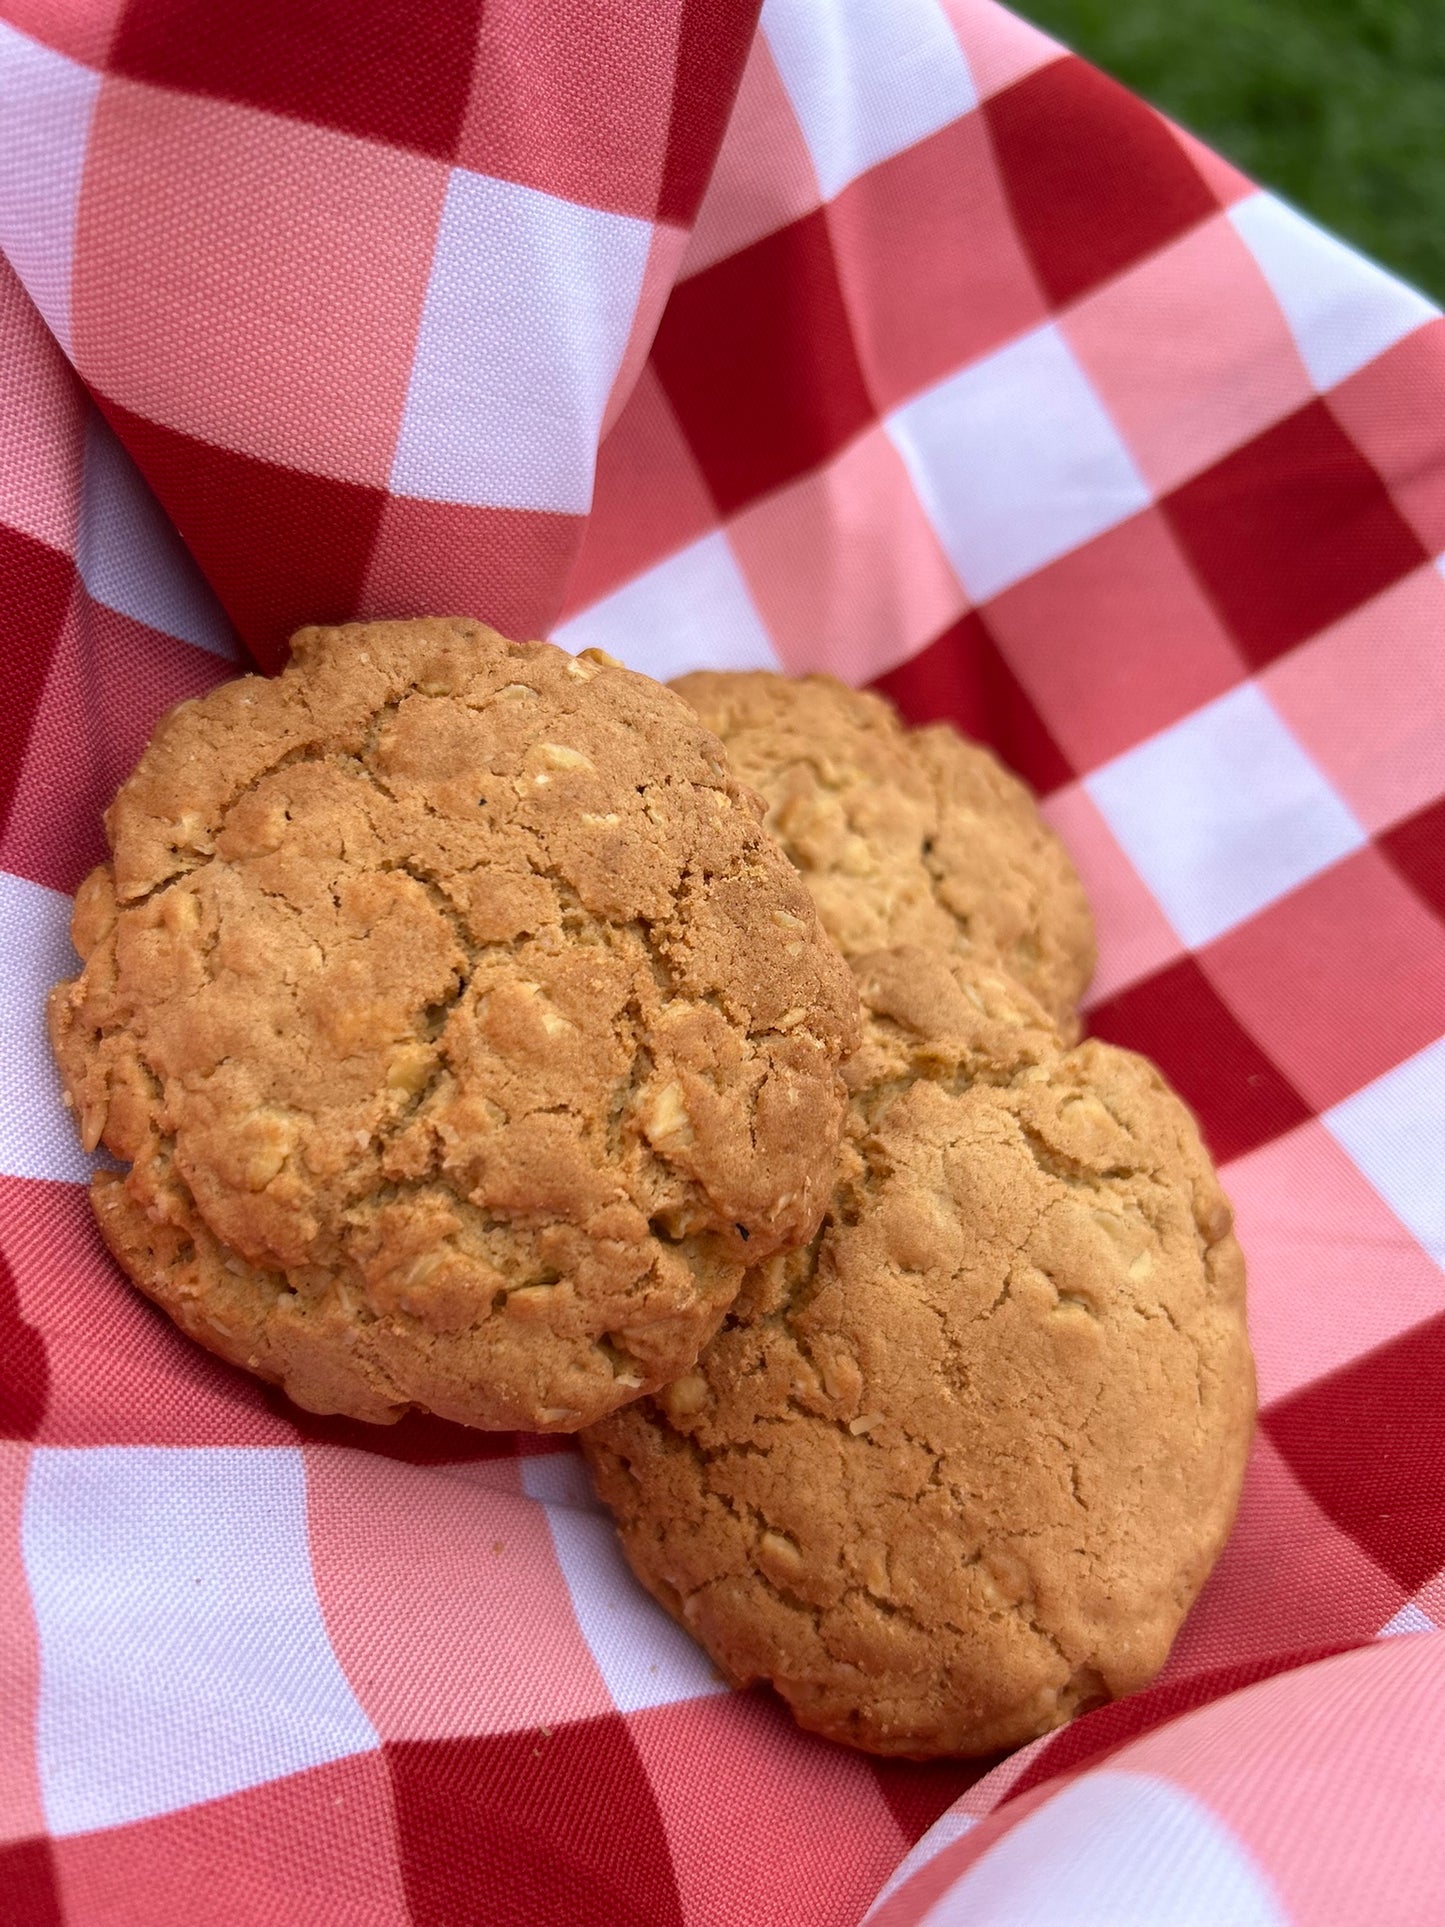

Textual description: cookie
[49,620,861,1432]
[671,672,1095,1037]
[583,946,1254,1757]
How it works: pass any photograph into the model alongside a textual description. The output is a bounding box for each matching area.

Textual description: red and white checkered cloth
[3,2,1445,1921]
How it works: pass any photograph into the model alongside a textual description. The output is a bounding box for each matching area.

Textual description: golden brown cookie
[49,620,861,1432]
[583,946,1254,1757]
[671,672,1095,1037]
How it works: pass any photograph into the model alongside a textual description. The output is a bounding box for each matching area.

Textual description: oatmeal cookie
[49,620,860,1432]
[672,672,1095,1035]
[583,947,1253,1757]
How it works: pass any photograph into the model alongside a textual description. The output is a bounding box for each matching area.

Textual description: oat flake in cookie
[48,620,861,1432]
[583,947,1254,1758]
[672,671,1095,1038]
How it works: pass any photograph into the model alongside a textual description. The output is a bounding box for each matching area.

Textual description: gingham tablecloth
[3,3,1445,1922]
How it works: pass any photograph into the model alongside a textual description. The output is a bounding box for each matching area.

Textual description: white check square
[552,530,781,681]
[22,1447,378,1833]
[886,322,1152,602]
[926,1772,1287,1926]
[521,1453,726,1716]
[761,0,977,201]
[1230,192,1438,393]
[0,23,98,350]
[1326,1035,1445,1272]
[391,167,652,513]
[1085,682,1365,948]
[0,870,103,1186]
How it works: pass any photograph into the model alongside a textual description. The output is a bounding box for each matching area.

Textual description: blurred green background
[1020,0,1445,303]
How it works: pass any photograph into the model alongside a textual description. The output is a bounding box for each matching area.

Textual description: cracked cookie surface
[671,671,1095,1037]
[48,619,861,1432]
[582,946,1254,1757]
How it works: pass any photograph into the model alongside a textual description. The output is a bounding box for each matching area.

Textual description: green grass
[1018,0,1445,304]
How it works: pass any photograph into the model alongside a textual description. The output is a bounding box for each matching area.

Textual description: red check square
[0,1840,59,1924]
[108,0,482,160]
[1086,955,1312,1165]
[456,0,679,218]
[679,30,822,277]
[655,0,769,226]
[51,1752,406,1927]
[561,366,717,618]
[103,406,385,668]
[871,1757,993,1856]
[728,423,966,684]
[0,1442,44,1836]
[629,1692,903,1927]
[0,525,73,851]
[1264,1312,1445,1592]
[387,1721,679,1927]
[984,57,1218,309]
[1163,399,1429,669]
[72,79,446,488]
[0,257,85,557]
[2,0,123,65]
[361,495,579,646]
[305,1448,616,1743]
[827,111,1046,414]
[1262,564,1445,835]
[1381,796,1445,924]
[982,509,1247,774]
[1062,212,1314,496]
[1160,1435,1405,1676]
[1226,1120,1445,1405]
[1165,121,1255,212]
[1199,847,1445,1114]
[650,208,874,516]
[1326,318,1445,558]
[873,611,1074,798]
[940,0,1062,100]
[0,597,232,897]
[0,1175,293,1447]
[0,1255,47,1442]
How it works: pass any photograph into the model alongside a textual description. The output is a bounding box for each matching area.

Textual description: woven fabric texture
[2,2,1444,1922]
